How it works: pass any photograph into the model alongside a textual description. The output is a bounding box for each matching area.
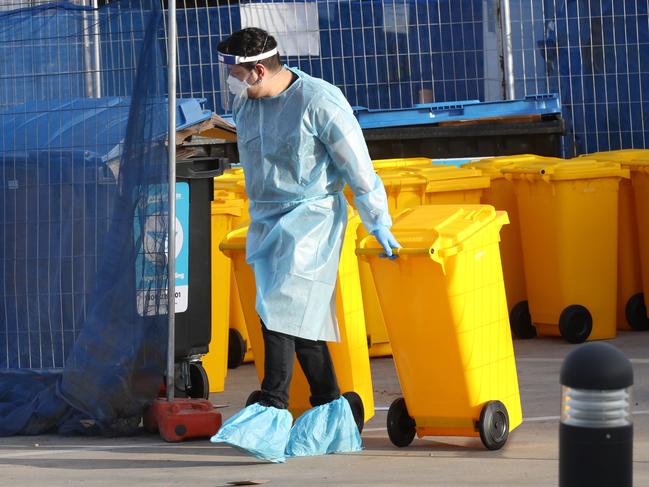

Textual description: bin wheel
[228,328,247,369]
[342,391,365,434]
[625,293,649,331]
[245,390,262,407]
[510,300,536,339]
[172,361,189,398]
[187,362,210,399]
[478,400,509,450]
[387,397,416,448]
[559,305,593,344]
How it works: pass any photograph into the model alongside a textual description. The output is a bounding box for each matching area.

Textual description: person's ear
[254,63,266,81]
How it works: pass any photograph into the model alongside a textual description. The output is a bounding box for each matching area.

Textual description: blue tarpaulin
[0,0,170,436]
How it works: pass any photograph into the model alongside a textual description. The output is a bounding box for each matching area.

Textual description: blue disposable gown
[234,67,391,342]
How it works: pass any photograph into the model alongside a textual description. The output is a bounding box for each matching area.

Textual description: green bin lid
[501,158,629,181]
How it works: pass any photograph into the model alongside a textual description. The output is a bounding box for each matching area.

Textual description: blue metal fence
[505,0,649,155]
[166,0,649,156]
[3,0,646,155]
[169,0,491,114]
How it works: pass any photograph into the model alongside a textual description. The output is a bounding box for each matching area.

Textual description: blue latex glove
[372,226,401,260]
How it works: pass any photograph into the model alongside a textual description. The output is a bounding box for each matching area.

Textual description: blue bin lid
[176,98,212,130]
[0,97,212,159]
[353,94,561,130]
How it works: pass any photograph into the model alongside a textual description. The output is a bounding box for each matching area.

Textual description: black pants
[258,321,340,410]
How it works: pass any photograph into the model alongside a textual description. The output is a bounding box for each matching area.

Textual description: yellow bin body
[203,192,246,392]
[631,165,649,315]
[619,177,644,328]
[203,169,253,392]
[615,152,649,326]
[503,160,628,341]
[359,205,522,438]
[348,165,491,357]
[578,151,646,330]
[212,170,254,364]
[220,211,375,421]
[462,155,552,316]
[206,193,245,391]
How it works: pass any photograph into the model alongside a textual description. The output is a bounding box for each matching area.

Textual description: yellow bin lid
[622,150,649,172]
[215,167,245,181]
[462,154,555,178]
[501,158,629,181]
[373,157,490,172]
[212,190,246,216]
[358,205,508,259]
[372,157,432,171]
[379,165,490,193]
[214,167,246,194]
[579,149,648,161]
[579,150,649,172]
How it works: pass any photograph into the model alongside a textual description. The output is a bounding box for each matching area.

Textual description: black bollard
[559,342,634,487]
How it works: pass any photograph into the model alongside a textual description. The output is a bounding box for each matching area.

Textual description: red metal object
[144,398,222,442]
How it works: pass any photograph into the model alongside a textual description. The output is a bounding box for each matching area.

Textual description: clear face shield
[217,47,279,112]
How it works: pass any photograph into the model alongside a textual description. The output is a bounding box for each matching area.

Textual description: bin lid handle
[355,247,433,257]
[176,158,226,179]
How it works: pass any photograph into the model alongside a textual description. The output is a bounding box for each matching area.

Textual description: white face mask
[226,74,251,98]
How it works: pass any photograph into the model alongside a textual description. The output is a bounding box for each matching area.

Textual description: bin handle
[178,167,225,179]
[176,158,226,179]
[219,241,246,252]
[355,247,433,257]
[468,206,494,223]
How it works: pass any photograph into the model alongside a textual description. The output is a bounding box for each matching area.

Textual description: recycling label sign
[135,182,189,316]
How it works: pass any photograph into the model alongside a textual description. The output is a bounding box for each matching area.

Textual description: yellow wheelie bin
[372,156,489,173]
[502,159,629,343]
[344,165,489,212]
[375,165,490,212]
[624,152,649,328]
[462,154,553,339]
[372,157,432,172]
[211,169,254,369]
[357,205,522,450]
[348,165,491,357]
[577,150,648,331]
[202,192,245,392]
[220,209,374,428]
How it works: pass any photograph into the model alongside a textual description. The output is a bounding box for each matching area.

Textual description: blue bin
[0,97,214,370]
[353,94,562,130]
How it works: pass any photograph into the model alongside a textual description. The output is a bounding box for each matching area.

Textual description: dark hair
[217,27,281,71]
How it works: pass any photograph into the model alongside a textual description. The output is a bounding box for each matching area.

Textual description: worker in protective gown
[210,28,400,463]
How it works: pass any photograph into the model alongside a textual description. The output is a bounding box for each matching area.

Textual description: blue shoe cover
[210,403,292,463]
[285,396,362,457]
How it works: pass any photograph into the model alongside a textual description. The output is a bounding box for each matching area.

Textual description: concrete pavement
[0,332,647,486]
